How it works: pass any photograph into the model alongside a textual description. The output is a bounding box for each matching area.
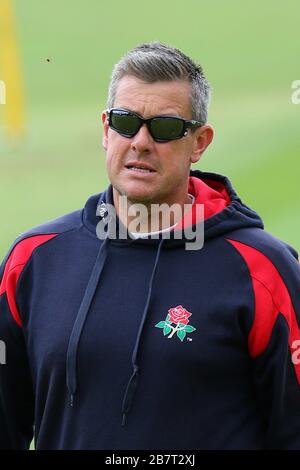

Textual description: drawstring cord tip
[70,394,74,407]
[122,413,127,427]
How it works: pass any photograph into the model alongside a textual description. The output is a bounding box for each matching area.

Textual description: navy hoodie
[1,170,300,450]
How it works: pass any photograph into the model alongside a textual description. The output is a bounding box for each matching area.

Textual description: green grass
[1,0,299,259]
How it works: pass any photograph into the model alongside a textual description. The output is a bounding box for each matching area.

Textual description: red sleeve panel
[0,234,58,327]
[227,238,300,386]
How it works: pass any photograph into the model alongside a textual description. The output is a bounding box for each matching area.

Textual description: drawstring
[66,236,110,406]
[121,366,140,427]
[66,219,164,426]
[121,238,164,426]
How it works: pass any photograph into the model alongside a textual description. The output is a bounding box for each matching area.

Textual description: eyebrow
[115,107,185,119]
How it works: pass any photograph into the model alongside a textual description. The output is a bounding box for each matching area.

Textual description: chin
[126,192,155,204]
[117,184,156,204]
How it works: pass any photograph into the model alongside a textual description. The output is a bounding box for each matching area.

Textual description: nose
[130,124,154,153]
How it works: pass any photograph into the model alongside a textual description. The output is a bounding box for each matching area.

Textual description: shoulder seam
[249,274,283,324]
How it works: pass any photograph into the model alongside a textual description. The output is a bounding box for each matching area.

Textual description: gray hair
[107,42,211,125]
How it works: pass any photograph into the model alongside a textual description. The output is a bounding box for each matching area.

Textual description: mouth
[125,163,156,174]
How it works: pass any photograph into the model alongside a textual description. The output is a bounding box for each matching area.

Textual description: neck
[113,189,193,234]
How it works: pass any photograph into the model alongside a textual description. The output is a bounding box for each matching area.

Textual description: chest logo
[155,305,196,342]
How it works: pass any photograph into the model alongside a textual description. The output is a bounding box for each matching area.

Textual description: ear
[101,111,109,150]
[190,125,214,164]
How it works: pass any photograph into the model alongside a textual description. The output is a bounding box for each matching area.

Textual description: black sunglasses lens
[109,111,187,141]
[110,111,140,136]
[151,118,184,141]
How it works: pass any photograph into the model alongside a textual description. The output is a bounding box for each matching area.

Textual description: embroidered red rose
[155,305,196,342]
[168,305,192,325]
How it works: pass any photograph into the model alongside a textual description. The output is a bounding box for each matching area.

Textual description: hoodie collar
[82,170,263,241]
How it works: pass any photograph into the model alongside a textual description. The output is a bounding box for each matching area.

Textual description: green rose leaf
[177,330,186,342]
[184,325,196,333]
[155,321,166,329]
[163,325,172,336]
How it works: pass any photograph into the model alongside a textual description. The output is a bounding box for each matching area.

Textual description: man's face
[102,76,213,206]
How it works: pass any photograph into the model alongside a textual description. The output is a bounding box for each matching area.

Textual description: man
[1,42,300,450]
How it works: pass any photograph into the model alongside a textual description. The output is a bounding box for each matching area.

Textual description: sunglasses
[106,108,202,143]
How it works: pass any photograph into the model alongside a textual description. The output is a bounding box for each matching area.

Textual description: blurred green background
[0,0,299,259]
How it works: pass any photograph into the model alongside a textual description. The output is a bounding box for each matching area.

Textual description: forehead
[113,75,192,118]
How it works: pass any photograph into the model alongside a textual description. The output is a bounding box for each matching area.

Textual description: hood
[83,169,264,243]
[67,170,264,424]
